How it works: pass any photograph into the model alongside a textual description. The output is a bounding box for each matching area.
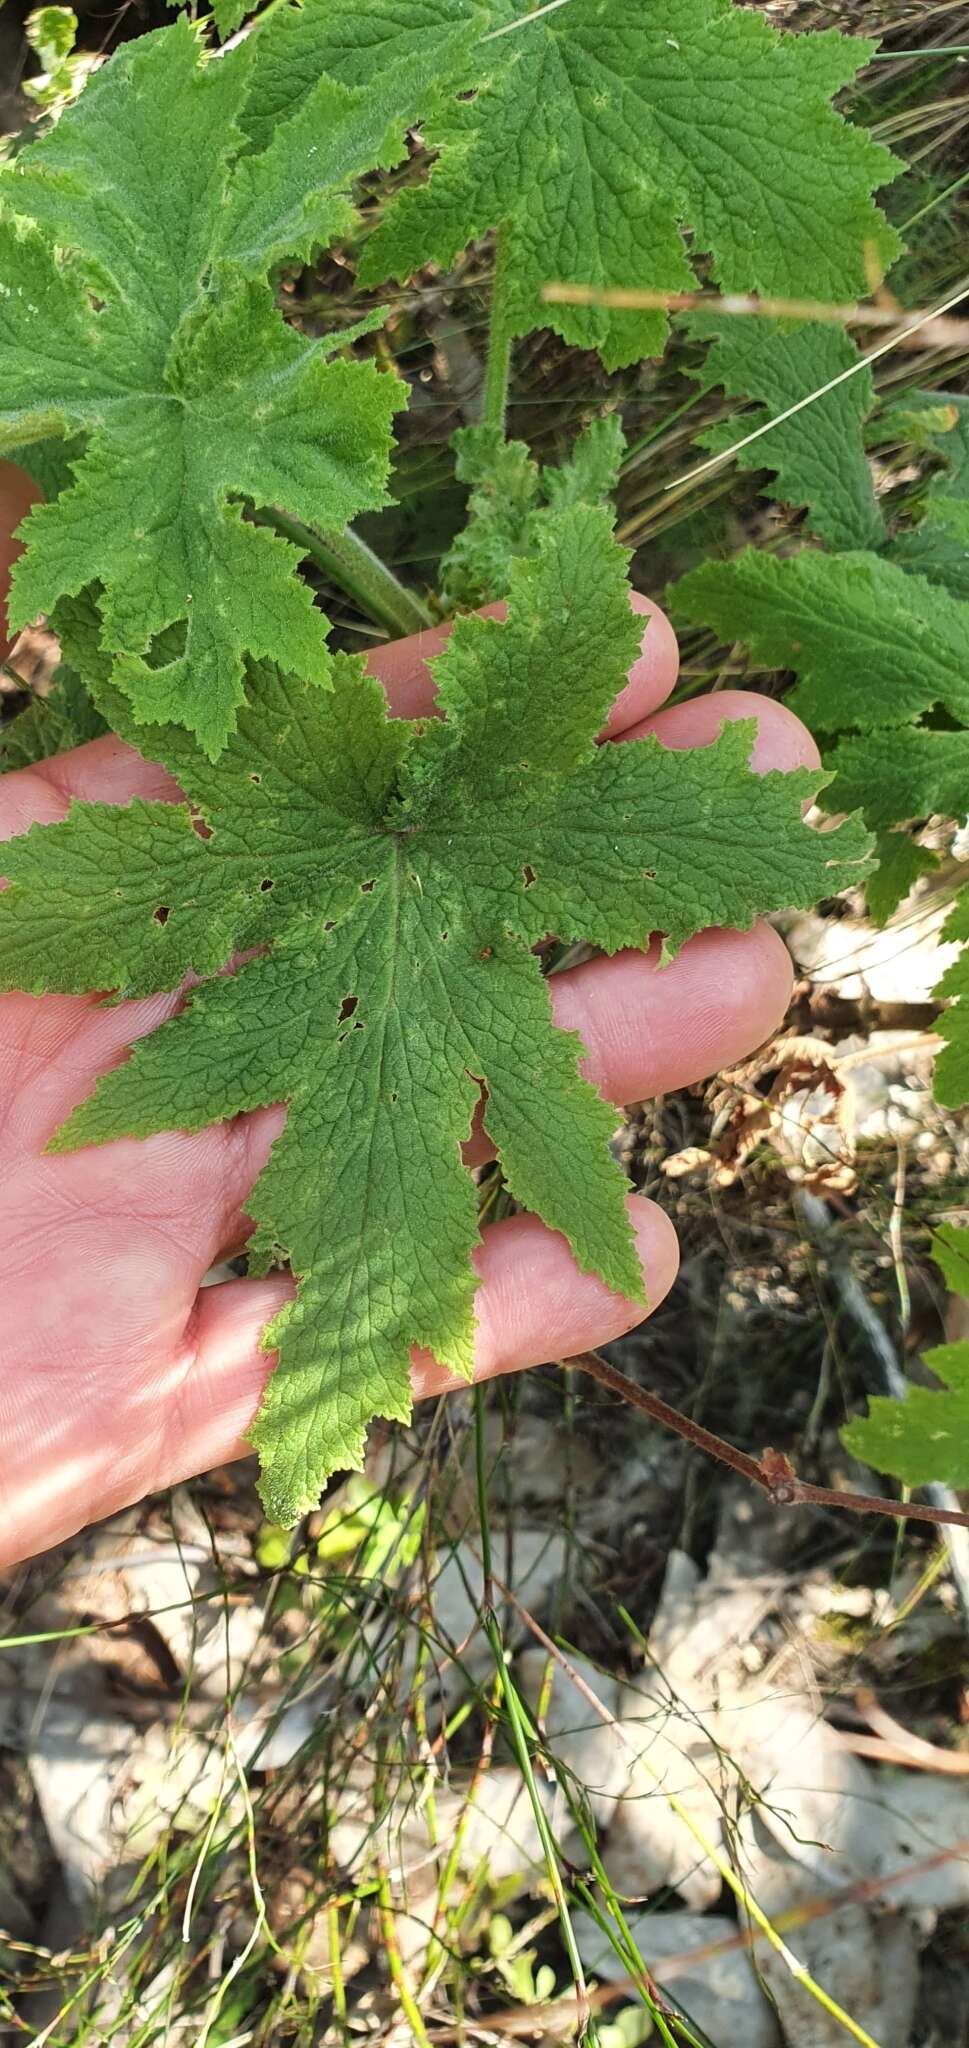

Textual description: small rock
[865,1774,969,1913]
[604,1684,724,1911]
[745,1829,919,2048]
[26,1697,132,1906]
[517,1649,625,1829]
[457,1764,577,1885]
[574,1908,781,2047]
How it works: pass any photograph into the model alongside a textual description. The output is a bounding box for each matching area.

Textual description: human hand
[0,471,817,1569]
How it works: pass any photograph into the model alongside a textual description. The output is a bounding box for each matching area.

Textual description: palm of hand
[0,573,812,1569]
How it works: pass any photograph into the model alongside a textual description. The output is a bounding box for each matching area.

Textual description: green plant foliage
[356,0,899,368]
[0,671,105,772]
[672,548,969,909]
[886,393,969,602]
[442,414,625,605]
[0,511,869,1519]
[0,18,451,754]
[686,316,883,550]
[843,1222,969,1486]
[672,547,969,734]
[241,0,484,153]
[672,533,969,1068]
[933,890,969,1109]
[23,5,95,111]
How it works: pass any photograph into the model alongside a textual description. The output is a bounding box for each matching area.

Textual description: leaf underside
[0,510,870,1522]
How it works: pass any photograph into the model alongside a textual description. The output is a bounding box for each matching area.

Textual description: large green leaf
[672,552,969,914]
[357,0,899,369]
[0,19,450,753]
[672,549,969,740]
[0,510,870,1519]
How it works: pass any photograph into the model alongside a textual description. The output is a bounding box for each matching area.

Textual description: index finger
[366,590,680,736]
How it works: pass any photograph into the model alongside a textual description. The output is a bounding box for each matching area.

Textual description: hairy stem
[262,509,433,637]
[482,222,515,434]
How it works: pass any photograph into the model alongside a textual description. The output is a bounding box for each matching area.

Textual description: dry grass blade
[542,280,969,345]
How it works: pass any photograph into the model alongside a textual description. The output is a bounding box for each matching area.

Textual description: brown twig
[563,1351,969,1531]
[832,1728,969,1773]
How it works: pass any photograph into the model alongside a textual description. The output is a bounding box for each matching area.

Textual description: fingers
[632,688,821,774]
[413,1194,678,1396]
[549,922,793,1107]
[0,733,181,846]
[542,689,817,1105]
[185,1197,677,1462]
[0,462,42,665]
[457,691,815,1165]
[187,1195,676,1450]
[366,590,680,736]
[0,592,682,843]
[0,1194,677,1566]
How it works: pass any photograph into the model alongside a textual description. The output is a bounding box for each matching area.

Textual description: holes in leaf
[260,878,274,892]
[144,619,186,669]
[390,1091,399,1104]
[522,865,536,887]
[337,992,364,1046]
[360,878,375,894]
[250,772,262,785]
[153,906,171,926]
[323,920,335,933]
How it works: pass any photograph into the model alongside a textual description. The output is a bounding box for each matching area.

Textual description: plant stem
[377,1867,433,2046]
[482,223,515,434]
[472,1386,595,2042]
[564,1349,969,1532]
[498,1594,886,2048]
[262,509,433,637]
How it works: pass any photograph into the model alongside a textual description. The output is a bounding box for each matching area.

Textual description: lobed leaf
[687,315,883,552]
[0,511,870,1521]
[441,414,625,606]
[357,0,900,369]
[672,548,969,738]
[0,19,430,753]
[241,0,484,154]
[672,547,969,919]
